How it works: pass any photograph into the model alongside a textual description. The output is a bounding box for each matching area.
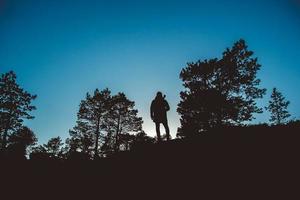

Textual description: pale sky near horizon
[1,0,300,144]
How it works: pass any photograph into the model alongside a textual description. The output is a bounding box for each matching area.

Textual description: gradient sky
[1,0,300,144]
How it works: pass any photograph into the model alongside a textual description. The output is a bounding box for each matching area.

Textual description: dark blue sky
[1,0,300,144]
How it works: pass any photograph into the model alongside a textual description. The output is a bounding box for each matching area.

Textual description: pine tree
[7,126,37,158]
[43,136,64,158]
[0,71,37,150]
[69,88,112,159]
[66,121,94,157]
[31,137,64,159]
[68,89,143,157]
[107,92,143,152]
[177,39,266,137]
[266,88,291,125]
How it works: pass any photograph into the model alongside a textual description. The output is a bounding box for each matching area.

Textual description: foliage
[130,131,155,150]
[107,92,143,152]
[177,39,266,137]
[31,137,64,159]
[68,89,143,158]
[43,136,64,158]
[266,88,291,125]
[7,126,37,158]
[69,88,111,158]
[66,121,94,157]
[0,71,36,150]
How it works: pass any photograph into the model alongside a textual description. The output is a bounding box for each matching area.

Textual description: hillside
[1,123,299,198]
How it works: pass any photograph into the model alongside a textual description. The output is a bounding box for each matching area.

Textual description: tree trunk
[94,117,101,159]
[2,115,12,151]
[2,104,13,151]
[276,109,281,125]
[114,115,121,152]
[2,128,8,151]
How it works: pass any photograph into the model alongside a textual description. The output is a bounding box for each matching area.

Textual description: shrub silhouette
[30,136,64,160]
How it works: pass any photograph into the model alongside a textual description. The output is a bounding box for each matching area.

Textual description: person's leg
[155,122,161,142]
[162,121,170,141]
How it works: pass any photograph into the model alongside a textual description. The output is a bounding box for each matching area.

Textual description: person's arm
[150,101,154,120]
[165,100,170,111]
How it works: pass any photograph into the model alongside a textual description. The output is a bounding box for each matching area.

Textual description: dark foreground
[1,124,300,198]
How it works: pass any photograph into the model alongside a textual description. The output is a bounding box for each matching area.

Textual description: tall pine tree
[107,93,143,152]
[0,71,36,150]
[177,39,266,137]
[68,90,143,157]
[70,88,111,159]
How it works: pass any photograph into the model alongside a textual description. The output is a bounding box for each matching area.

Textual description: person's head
[156,91,163,99]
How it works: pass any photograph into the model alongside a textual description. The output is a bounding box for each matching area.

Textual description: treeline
[0,74,156,159]
[177,39,293,137]
[0,39,298,160]
[31,89,157,160]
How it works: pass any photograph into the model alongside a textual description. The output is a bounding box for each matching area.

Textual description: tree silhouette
[266,88,291,125]
[68,90,143,157]
[43,137,64,158]
[0,71,37,151]
[177,39,266,137]
[107,93,143,152]
[7,126,37,159]
[132,131,155,146]
[66,121,94,158]
[118,133,136,151]
[70,88,112,159]
[30,145,48,160]
[31,136,64,159]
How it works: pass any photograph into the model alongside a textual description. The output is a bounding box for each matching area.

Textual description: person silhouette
[150,92,170,142]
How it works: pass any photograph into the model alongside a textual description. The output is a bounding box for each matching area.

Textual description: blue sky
[1,0,300,144]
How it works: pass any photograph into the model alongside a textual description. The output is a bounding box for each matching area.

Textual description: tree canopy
[177,39,266,137]
[0,71,37,151]
[266,88,291,125]
[68,89,143,159]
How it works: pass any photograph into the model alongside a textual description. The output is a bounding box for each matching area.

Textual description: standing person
[150,92,170,142]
